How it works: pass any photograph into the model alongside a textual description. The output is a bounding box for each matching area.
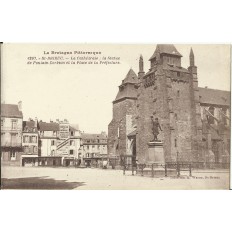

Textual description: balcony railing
[1,141,22,147]
[1,126,22,131]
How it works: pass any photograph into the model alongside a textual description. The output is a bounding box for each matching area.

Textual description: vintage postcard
[0,44,231,190]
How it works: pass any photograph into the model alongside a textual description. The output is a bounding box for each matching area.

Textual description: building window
[71,131,74,136]
[10,151,16,160]
[175,139,177,147]
[51,150,55,156]
[11,120,17,129]
[92,145,95,148]
[177,72,180,77]
[177,90,180,97]
[87,145,89,150]
[24,146,29,153]
[222,107,228,125]
[24,135,28,143]
[53,131,56,136]
[1,119,4,127]
[32,136,37,143]
[70,150,74,155]
[51,140,55,146]
[208,106,215,124]
[70,140,74,146]
[33,146,37,153]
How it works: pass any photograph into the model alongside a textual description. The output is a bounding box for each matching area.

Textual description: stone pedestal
[148,141,164,163]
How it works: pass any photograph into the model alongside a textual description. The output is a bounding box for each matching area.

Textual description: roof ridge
[199,87,230,92]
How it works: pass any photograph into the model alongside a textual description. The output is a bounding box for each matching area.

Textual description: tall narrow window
[175,113,178,120]
[208,106,215,124]
[11,120,17,129]
[175,139,177,147]
[177,90,180,97]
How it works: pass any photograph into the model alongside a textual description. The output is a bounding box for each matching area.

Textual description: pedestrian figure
[103,160,108,169]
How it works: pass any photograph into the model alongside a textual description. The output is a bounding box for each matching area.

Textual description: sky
[1,44,231,133]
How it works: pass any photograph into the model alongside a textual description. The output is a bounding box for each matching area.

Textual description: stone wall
[108,99,137,156]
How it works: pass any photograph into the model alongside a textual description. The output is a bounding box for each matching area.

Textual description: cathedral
[108,44,230,165]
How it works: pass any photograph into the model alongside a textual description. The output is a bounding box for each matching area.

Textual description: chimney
[101,131,107,136]
[35,117,38,127]
[18,101,22,111]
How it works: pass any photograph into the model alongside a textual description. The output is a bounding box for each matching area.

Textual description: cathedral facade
[108,45,230,164]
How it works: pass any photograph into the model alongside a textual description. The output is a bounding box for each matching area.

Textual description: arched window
[208,106,215,124]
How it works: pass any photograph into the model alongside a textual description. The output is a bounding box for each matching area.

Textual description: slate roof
[1,104,23,118]
[121,68,138,84]
[38,122,59,131]
[82,133,107,140]
[114,69,138,103]
[149,44,182,60]
[165,65,190,73]
[199,87,230,106]
[114,84,138,103]
[70,124,79,131]
[23,120,38,132]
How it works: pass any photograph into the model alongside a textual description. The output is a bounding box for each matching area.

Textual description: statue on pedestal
[151,116,162,142]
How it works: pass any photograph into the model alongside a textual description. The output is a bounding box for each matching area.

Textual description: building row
[1,102,107,167]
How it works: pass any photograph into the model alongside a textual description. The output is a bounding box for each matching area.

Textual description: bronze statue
[151,116,162,141]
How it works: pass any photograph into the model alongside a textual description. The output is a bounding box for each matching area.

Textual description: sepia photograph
[0,43,231,190]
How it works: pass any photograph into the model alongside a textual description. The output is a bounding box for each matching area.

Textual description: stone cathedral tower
[136,44,203,163]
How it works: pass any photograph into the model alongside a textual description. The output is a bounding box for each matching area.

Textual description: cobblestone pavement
[1,166,230,190]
